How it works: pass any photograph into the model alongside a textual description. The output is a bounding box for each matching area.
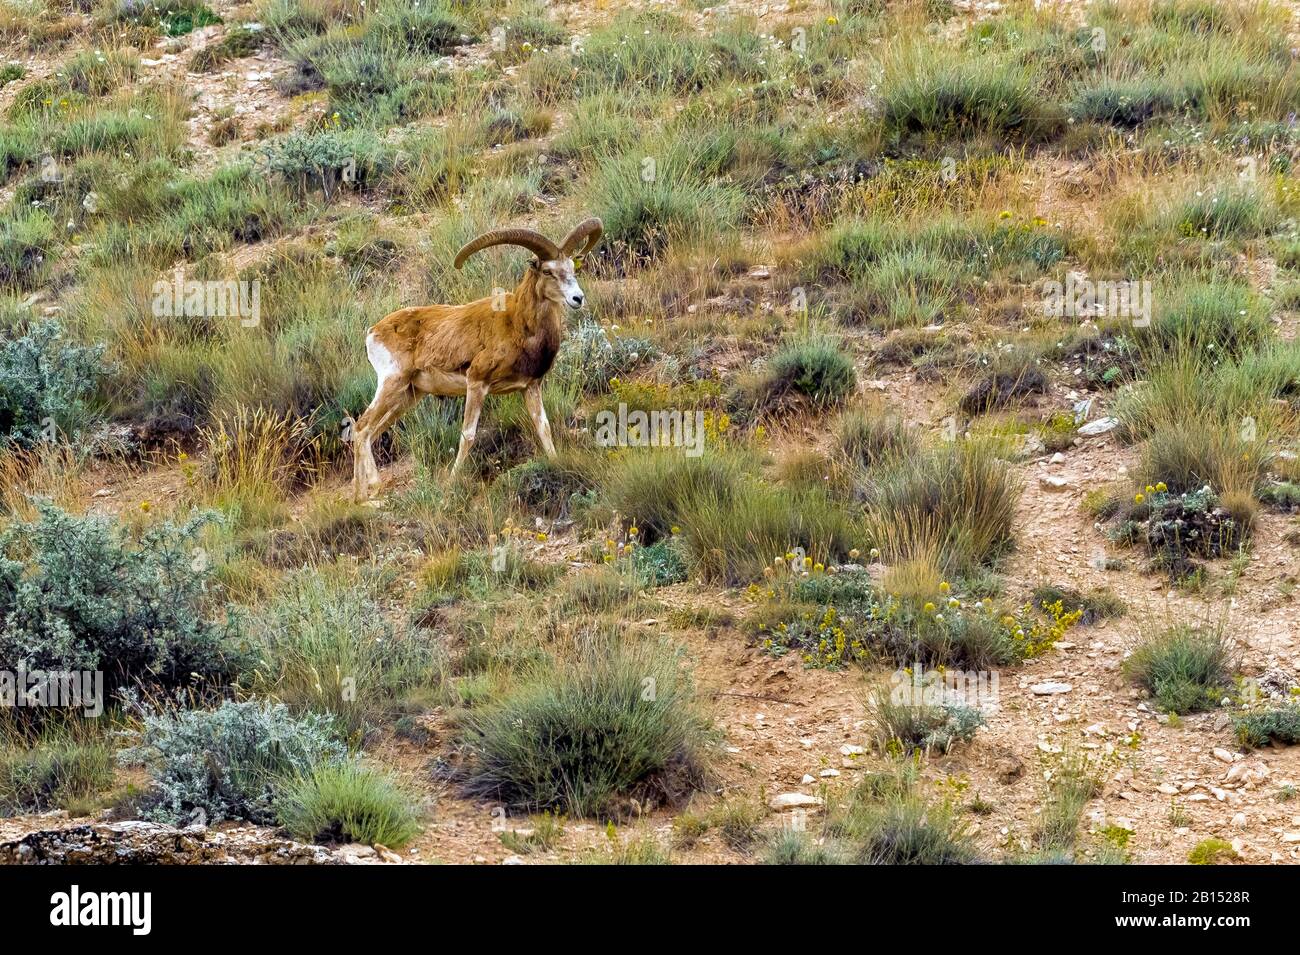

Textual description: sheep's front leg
[524,380,556,459]
[452,379,490,475]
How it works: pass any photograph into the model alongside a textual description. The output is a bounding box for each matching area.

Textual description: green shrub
[552,316,655,395]
[1124,625,1234,714]
[120,699,346,825]
[105,0,221,35]
[263,127,393,200]
[500,453,600,519]
[1234,705,1300,748]
[276,760,422,848]
[191,23,267,71]
[0,321,106,447]
[866,686,985,754]
[762,337,857,408]
[457,640,713,816]
[1030,583,1125,624]
[1188,837,1237,865]
[0,503,244,701]
[634,538,689,586]
[1069,78,1180,127]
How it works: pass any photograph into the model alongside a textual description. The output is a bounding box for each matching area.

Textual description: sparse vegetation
[0,0,1294,871]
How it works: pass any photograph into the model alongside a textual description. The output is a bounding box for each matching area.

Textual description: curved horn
[453,228,560,269]
[559,217,603,257]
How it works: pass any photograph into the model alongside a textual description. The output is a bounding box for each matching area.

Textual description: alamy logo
[1041,274,1151,327]
[593,404,706,457]
[50,886,151,935]
[0,665,103,717]
[152,270,261,327]
[890,666,1000,712]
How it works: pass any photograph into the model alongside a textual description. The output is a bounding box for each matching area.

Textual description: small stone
[1231,812,1247,829]
[769,793,822,811]
[1031,682,1072,695]
[839,744,865,756]
[801,774,815,784]
[1213,748,1239,764]
[819,768,841,778]
[1039,476,1072,492]
[1077,416,1118,436]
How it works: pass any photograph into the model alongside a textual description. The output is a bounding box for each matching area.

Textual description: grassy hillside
[2,0,1300,864]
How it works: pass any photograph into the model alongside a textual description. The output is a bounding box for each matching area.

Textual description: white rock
[1077,416,1119,436]
[1031,682,1072,695]
[1213,748,1239,764]
[839,744,865,756]
[769,793,822,811]
[1039,476,1072,492]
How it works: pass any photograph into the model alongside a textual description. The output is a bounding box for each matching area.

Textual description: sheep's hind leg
[351,378,416,501]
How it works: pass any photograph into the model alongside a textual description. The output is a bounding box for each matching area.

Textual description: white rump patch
[367,332,402,399]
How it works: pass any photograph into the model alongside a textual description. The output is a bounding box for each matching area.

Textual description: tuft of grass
[196,406,320,528]
[0,720,114,816]
[1168,183,1276,240]
[276,760,423,848]
[1124,624,1235,714]
[456,639,713,817]
[763,830,845,865]
[835,405,918,470]
[836,768,980,865]
[247,570,445,737]
[1038,753,1103,854]
[863,438,1020,573]
[880,42,1059,142]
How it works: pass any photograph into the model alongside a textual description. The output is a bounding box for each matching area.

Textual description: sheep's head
[453,218,603,310]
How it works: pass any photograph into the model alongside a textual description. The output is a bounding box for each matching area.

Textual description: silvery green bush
[0,320,106,447]
[121,700,346,825]
[0,501,244,699]
[553,315,654,395]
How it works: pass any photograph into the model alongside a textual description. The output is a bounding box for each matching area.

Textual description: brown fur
[350,263,569,500]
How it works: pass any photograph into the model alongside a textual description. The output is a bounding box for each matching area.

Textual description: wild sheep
[350,217,603,500]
